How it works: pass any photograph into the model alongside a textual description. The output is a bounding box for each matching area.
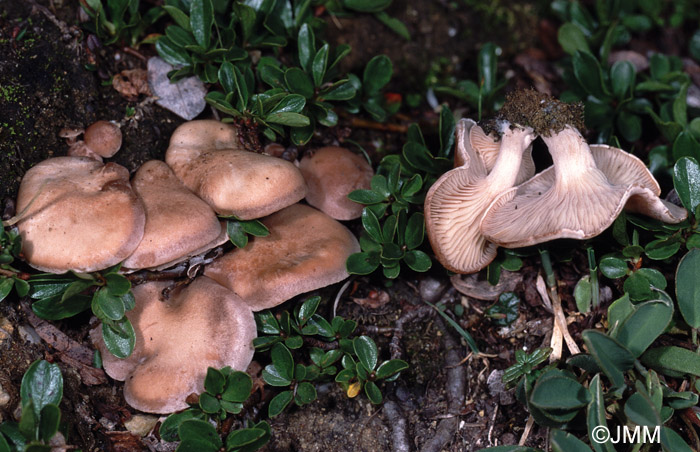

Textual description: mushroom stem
[485,125,536,192]
[541,126,599,189]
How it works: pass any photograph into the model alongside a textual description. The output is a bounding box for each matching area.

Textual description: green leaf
[641,346,700,377]
[227,220,248,248]
[20,360,63,420]
[348,189,386,205]
[198,391,220,413]
[18,400,37,442]
[204,367,225,395]
[587,375,614,452]
[361,208,383,243]
[225,427,266,449]
[672,132,700,161]
[159,409,202,442]
[364,380,383,404]
[297,23,314,74]
[156,36,190,66]
[529,375,590,411]
[558,23,591,55]
[284,67,314,99]
[582,330,635,388]
[375,359,408,379]
[189,0,213,49]
[573,50,608,99]
[104,273,130,296]
[312,43,329,87]
[624,392,660,427]
[270,94,306,114]
[295,381,317,405]
[0,277,13,302]
[178,419,221,449]
[439,106,456,158]
[477,42,499,95]
[266,112,310,127]
[270,343,294,381]
[404,250,431,272]
[616,111,641,142]
[102,318,135,359]
[599,257,628,278]
[268,390,293,417]
[404,213,425,250]
[661,427,693,452]
[298,296,321,325]
[574,275,592,313]
[645,237,682,260]
[615,300,672,357]
[342,0,392,13]
[319,81,357,101]
[673,157,700,212]
[363,55,392,94]
[373,11,410,40]
[163,5,191,31]
[353,336,378,372]
[677,249,700,328]
[610,60,635,99]
[92,287,126,321]
[346,251,380,275]
[485,292,520,326]
[550,429,593,452]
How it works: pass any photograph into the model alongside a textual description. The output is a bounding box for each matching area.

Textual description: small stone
[0,316,14,345]
[124,414,159,437]
[486,369,515,405]
[17,325,41,345]
[0,382,10,408]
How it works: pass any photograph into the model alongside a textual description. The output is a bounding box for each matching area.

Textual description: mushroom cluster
[425,90,688,274]
[14,119,363,413]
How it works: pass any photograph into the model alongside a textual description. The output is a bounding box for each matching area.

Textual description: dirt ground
[0,1,566,451]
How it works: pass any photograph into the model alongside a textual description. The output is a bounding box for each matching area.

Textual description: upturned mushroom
[165,120,307,219]
[298,146,374,220]
[424,118,536,274]
[91,276,256,414]
[204,203,360,310]
[122,160,227,271]
[480,91,687,248]
[15,157,145,273]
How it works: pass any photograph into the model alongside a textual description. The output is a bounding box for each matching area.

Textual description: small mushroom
[165,120,307,219]
[83,120,122,158]
[481,126,687,248]
[91,276,256,414]
[424,118,536,273]
[122,160,227,271]
[204,204,360,310]
[15,157,145,273]
[299,146,374,220]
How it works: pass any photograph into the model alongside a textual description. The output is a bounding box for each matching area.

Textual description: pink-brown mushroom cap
[91,277,256,414]
[205,204,360,310]
[299,146,373,220]
[123,160,227,271]
[84,120,122,158]
[165,121,307,219]
[15,157,145,273]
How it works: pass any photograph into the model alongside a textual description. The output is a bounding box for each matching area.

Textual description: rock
[0,382,10,408]
[124,414,159,437]
[486,369,515,405]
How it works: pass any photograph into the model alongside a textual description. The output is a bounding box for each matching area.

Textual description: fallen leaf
[112,68,151,100]
[147,57,207,120]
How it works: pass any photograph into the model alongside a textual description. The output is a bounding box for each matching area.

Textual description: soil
[0,1,581,451]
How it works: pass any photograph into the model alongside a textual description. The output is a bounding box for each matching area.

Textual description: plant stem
[587,247,600,308]
[539,248,555,289]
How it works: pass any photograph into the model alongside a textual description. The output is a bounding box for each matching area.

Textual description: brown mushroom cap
[165,121,307,219]
[91,276,256,414]
[299,146,373,220]
[462,121,536,185]
[123,160,227,271]
[480,126,686,248]
[204,204,360,310]
[15,157,145,273]
[424,119,535,273]
[84,120,122,158]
